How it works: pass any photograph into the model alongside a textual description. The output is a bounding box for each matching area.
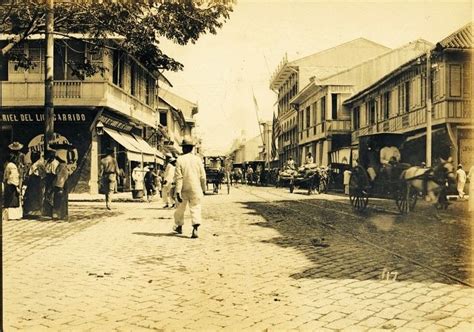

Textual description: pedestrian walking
[162,157,176,208]
[100,148,119,210]
[456,164,467,199]
[173,138,206,238]
[52,148,70,220]
[3,152,22,220]
[23,151,46,218]
[43,149,59,217]
[156,170,163,198]
[144,165,157,202]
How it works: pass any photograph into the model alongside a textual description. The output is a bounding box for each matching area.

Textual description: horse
[400,157,456,210]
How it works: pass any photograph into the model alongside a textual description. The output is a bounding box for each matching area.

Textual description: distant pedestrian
[144,165,157,202]
[156,170,163,198]
[173,138,206,238]
[162,157,176,208]
[305,152,314,165]
[286,157,295,170]
[456,165,467,199]
[3,152,22,220]
[23,151,46,218]
[43,149,59,217]
[100,148,119,210]
[52,150,70,220]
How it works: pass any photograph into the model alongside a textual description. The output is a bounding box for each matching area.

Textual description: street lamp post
[44,0,54,154]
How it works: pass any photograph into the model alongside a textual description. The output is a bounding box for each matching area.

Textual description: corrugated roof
[437,22,473,49]
[158,88,198,119]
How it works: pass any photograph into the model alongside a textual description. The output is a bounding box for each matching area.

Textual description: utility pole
[44,0,54,154]
[426,51,432,167]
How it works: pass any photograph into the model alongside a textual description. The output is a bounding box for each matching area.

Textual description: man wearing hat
[100,147,119,210]
[162,156,176,208]
[43,149,59,217]
[173,137,206,238]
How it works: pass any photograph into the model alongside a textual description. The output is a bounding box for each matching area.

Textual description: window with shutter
[449,64,462,97]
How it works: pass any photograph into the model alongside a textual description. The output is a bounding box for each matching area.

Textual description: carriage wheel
[349,171,368,211]
[395,185,418,214]
[289,180,295,193]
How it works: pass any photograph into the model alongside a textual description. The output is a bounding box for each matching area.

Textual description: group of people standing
[3,142,71,221]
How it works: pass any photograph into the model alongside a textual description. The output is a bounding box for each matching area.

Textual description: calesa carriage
[203,156,226,194]
[349,133,418,213]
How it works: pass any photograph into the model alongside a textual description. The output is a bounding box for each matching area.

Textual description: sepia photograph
[0,0,473,330]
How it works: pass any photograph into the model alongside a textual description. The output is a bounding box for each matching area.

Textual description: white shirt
[380,146,401,164]
[174,153,206,199]
[457,169,467,183]
[163,163,176,184]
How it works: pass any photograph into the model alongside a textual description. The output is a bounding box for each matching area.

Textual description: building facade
[270,38,391,167]
[158,88,199,157]
[344,23,473,168]
[291,39,433,166]
[0,38,193,194]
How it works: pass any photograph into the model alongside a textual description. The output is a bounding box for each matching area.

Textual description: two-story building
[270,38,391,167]
[291,39,433,166]
[157,88,198,156]
[344,23,473,168]
[0,37,170,193]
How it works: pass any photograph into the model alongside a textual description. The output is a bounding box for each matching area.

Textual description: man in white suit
[173,138,206,239]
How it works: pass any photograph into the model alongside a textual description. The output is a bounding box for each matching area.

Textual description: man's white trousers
[174,197,202,226]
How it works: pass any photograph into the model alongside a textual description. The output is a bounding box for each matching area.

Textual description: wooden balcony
[351,100,473,142]
[299,119,351,144]
[0,80,156,126]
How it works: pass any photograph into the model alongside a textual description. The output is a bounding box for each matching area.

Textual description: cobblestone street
[4,186,474,331]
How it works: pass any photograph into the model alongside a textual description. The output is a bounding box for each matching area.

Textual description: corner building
[0,37,170,194]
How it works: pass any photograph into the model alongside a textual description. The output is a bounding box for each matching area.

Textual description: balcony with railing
[299,119,352,144]
[0,80,156,126]
[351,99,473,142]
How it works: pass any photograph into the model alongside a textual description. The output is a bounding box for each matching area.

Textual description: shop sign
[1,111,88,123]
[26,133,79,174]
[99,115,133,132]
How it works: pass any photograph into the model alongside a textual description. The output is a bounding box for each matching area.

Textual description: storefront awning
[104,128,163,165]
[132,134,165,160]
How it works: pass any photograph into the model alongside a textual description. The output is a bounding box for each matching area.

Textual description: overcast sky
[160,0,472,154]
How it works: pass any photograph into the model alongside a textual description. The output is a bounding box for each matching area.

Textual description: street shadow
[243,199,472,286]
[133,232,192,239]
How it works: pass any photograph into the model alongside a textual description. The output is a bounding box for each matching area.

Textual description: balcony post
[426,51,432,167]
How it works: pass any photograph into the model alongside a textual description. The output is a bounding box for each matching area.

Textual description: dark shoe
[170,204,176,208]
[163,204,169,209]
[173,225,182,234]
[106,206,111,210]
[191,224,200,239]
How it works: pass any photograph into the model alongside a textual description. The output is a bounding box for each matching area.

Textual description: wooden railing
[299,119,351,142]
[352,100,473,142]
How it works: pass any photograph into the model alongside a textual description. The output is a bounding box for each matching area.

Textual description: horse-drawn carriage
[203,156,227,194]
[348,133,455,213]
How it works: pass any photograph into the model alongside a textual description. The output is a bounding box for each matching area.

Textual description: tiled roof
[437,22,473,49]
